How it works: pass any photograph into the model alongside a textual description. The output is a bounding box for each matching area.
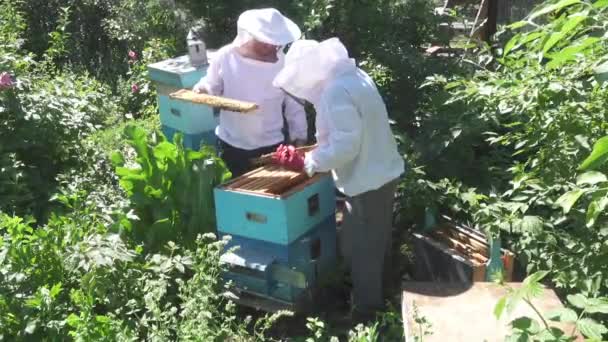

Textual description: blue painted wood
[214,175,336,245]
[147,55,207,89]
[157,93,218,134]
[222,214,336,277]
[222,216,337,303]
[161,125,217,151]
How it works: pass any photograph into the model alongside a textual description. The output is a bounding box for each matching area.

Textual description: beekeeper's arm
[284,96,308,145]
[304,86,362,175]
[193,50,224,95]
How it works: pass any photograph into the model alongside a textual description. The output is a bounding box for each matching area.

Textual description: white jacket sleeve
[284,96,308,142]
[192,53,223,95]
[305,86,362,174]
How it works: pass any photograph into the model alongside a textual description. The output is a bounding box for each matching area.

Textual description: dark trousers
[218,138,283,178]
[341,178,399,315]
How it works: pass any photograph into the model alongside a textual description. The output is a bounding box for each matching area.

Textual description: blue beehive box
[214,167,336,245]
[147,52,219,149]
[220,215,337,303]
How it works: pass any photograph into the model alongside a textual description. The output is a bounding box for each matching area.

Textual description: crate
[161,125,217,150]
[148,53,218,135]
[220,215,337,303]
[214,165,336,245]
[412,223,515,283]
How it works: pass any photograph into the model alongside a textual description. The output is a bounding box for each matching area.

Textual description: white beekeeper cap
[233,8,301,47]
[273,37,356,102]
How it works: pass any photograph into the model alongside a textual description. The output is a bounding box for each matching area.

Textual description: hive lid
[147,51,218,75]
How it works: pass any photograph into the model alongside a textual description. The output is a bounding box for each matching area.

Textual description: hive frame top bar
[220,165,327,199]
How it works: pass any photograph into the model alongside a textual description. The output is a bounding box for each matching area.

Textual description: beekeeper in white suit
[272,38,405,322]
[192,8,307,177]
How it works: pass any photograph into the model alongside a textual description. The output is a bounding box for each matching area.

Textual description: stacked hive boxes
[214,165,337,304]
[147,53,218,150]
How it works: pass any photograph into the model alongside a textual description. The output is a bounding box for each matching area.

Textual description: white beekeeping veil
[273,37,356,103]
[232,8,302,47]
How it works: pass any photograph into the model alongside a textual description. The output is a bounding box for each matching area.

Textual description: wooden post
[470,0,499,43]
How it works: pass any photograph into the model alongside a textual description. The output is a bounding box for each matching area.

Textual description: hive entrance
[223,165,311,196]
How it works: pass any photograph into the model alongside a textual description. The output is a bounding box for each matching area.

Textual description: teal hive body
[214,174,336,245]
[161,125,217,150]
[148,53,218,147]
[221,215,337,303]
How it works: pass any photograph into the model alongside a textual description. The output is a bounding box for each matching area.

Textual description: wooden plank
[170,89,259,113]
[441,227,489,256]
[402,282,583,342]
[280,173,328,198]
[265,173,308,195]
[431,230,487,264]
[222,166,267,189]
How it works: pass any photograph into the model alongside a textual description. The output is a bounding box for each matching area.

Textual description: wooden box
[148,54,212,89]
[220,215,337,303]
[214,165,336,245]
[412,223,515,283]
[147,53,218,139]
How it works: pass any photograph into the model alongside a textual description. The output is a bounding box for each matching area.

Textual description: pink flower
[128,50,138,61]
[131,83,139,94]
[0,72,14,89]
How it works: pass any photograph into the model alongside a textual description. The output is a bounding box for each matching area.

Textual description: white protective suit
[273,38,405,196]
[192,8,307,150]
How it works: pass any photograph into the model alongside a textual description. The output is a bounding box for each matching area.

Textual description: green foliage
[111,125,231,251]
[0,205,290,341]
[410,0,608,305]
[496,271,608,341]
[0,2,118,220]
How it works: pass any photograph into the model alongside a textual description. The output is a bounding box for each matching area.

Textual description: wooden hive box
[412,223,515,283]
[214,165,336,245]
[220,215,337,304]
[147,53,218,147]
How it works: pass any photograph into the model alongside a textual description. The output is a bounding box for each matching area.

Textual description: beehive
[221,215,337,303]
[147,53,218,149]
[215,165,337,305]
[214,165,336,245]
[412,223,515,283]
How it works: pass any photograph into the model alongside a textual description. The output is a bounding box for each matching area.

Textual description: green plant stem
[570,309,586,337]
[523,297,550,330]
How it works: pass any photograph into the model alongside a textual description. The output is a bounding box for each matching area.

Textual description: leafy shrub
[110,125,231,252]
[0,2,118,219]
[413,0,608,305]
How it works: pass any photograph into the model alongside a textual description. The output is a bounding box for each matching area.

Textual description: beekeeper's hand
[192,81,208,94]
[272,145,304,172]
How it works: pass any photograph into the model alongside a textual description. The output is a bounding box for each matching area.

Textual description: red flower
[131,83,139,93]
[0,72,14,89]
[128,50,138,61]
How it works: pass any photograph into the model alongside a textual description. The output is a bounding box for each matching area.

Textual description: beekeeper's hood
[273,37,356,103]
[233,8,301,47]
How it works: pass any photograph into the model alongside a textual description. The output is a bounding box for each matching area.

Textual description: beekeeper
[192,8,307,177]
[272,38,405,322]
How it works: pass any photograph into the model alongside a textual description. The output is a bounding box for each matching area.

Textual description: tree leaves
[577,318,608,339]
[579,136,608,171]
[546,308,578,322]
[555,189,585,213]
[529,0,581,20]
[567,293,587,309]
[576,171,607,185]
